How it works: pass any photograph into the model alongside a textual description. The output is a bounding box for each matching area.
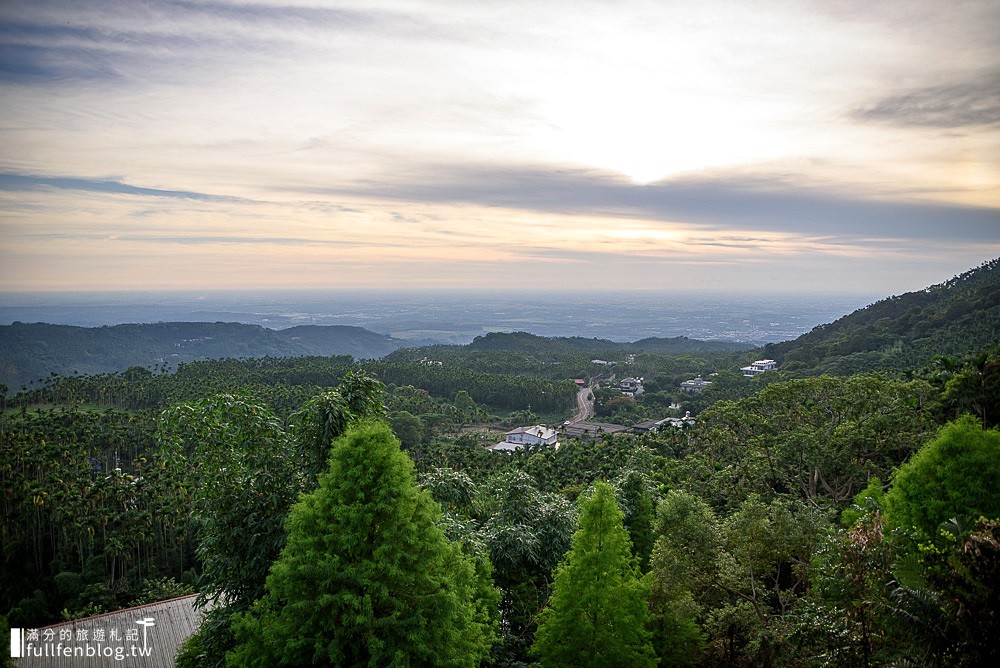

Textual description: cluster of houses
[590,354,636,366]
[679,359,779,393]
[489,359,778,452]
[488,413,695,452]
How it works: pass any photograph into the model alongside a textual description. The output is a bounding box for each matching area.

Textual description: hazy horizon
[0,285,882,299]
[0,289,879,345]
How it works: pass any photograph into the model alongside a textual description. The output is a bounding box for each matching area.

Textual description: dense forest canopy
[765,257,1000,375]
[2,259,999,667]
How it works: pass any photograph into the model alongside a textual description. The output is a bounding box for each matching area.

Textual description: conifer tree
[531,481,657,667]
[227,422,497,667]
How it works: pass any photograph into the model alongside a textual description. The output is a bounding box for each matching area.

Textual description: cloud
[309,164,1000,243]
[0,36,123,83]
[27,231,411,248]
[0,15,208,84]
[4,164,998,256]
[853,70,1000,128]
[0,173,245,202]
[2,1,998,294]
[0,1,458,85]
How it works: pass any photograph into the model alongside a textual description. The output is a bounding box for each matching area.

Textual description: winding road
[571,384,595,423]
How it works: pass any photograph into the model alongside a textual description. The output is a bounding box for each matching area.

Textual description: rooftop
[562,421,630,439]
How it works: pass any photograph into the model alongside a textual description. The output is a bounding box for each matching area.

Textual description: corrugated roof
[505,425,556,439]
[13,594,210,668]
[562,421,630,438]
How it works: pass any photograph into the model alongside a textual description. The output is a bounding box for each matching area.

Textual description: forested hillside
[277,324,417,358]
[764,257,1000,375]
[4,364,997,666]
[0,321,407,390]
[2,260,999,667]
[390,330,749,365]
[0,321,748,393]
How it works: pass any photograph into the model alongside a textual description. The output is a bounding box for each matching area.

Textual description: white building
[489,425,559,452]
[680,378,712,392]
[661,412,696,428]
[619,377,644,396]
[740,359,777,377]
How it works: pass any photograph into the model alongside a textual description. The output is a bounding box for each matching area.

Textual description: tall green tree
[883,416,1000,538]
[942,344,1000,428]
[472,470,575,663]
[162,394,298,668]
[649,490,717,666]
[157,394,298,608]
[615,470,656,573]
[531,481,656,667]
[227,422,497,667]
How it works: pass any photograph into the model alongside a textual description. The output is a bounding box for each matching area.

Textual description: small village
[488,359,778,452]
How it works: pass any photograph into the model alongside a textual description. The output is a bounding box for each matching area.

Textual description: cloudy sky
[1,0,998,294]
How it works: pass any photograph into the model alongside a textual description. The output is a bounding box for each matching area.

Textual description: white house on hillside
[740,359,777,377]
[488,425,559,452]
[680,378,712,393]
[619,377,644,397]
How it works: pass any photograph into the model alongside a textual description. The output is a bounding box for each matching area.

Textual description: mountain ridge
[764,257,1000,374]
[2,258,997,390]
[0,321,409,390]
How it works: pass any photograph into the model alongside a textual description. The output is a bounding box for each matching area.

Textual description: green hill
[379,331,752,389]
[763,257,1000,375]
[407,330,748,357]
[0,322,409,390]
[276,325,406,359]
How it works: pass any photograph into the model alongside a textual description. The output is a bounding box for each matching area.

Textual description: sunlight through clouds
[0,0,997,292]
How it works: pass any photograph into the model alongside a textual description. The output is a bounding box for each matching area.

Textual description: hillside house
[619,377,644,396]
[489,425,559,452]
[680,378,712,392]
[740,359,777,377]
[632,412,695,433]
[632,419,664,434]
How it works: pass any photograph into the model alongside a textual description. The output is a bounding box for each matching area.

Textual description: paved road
[571,385,595,423]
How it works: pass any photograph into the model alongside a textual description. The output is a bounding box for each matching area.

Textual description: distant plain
[0,290,875,345]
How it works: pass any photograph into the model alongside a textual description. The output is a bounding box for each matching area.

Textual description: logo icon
[135,617,156,651]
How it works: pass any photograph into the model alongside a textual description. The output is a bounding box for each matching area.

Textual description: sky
[1,0,998,295]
